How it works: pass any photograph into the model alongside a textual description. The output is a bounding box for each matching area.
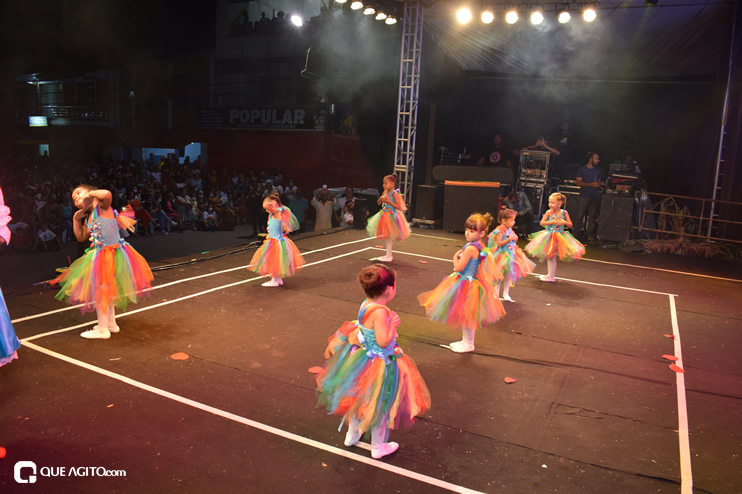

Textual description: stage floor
[2,228,741,493]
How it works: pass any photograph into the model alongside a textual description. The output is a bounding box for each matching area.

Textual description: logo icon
[14,461,37,483]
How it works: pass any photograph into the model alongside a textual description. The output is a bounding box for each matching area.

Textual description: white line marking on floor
[668,294,693,493]
[21,247,375,342]
[12,236,378,325]
[20,340,483,494]
[542,275,677,296]
[583,258,741,283]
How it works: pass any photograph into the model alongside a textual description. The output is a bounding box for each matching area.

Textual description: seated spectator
[36,223,61,251]
[202,206,219,232]
[503,190,534,236]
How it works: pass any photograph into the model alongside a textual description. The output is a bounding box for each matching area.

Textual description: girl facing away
[54,185,153,339]
[418,213,506,353]
[366,174,410,262]
[315,264,431,459]
[488,208,536,302]
[248,192,305,287]
[524,192,585,282]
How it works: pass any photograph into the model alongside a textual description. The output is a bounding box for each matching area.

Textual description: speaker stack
[443,181,500,232]
[598,194,634,242]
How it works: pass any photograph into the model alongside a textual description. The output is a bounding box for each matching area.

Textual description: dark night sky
[0,0,215,75]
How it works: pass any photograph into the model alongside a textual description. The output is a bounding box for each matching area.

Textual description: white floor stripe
[583,258,742,283]
[20,340,483,494]
[668,295,693,493]
[12,236,377,325]
[542,275,677,296]
[21,247,374,343]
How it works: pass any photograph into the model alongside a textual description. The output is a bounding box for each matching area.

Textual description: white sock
[108,304,117,330]
[502,276,512,300]
[547,258,557,280]
[385,239,393,258]
[96,305,109,331]
[463,329,475,347]
[344,417,362,447]
[371,422,398,459]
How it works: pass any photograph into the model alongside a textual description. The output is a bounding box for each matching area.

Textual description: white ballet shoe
[502,295,514,302]
[371,441,399,459]
[540,276,556,282]
[377,255,393,262]
[109,325,120,333]
[261,279,280,287]
[277,278,284,286]
[344,428,362,447]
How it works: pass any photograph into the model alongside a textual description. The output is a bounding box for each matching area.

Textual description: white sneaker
[261,280,280,287]
[451,343,475,353]
[81,327,111,339]
[371,441,399,459]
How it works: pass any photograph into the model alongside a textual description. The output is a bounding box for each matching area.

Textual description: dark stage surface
[1,228,741,493]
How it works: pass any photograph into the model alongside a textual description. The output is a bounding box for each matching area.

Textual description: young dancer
[418,213,505,353]
[248,191,305,287]
[1,186,20,366]
[54,185,153,339]
[488,208,536,302]
[524,192,585,282]
[316,264,430,459]
[366,174,410,262]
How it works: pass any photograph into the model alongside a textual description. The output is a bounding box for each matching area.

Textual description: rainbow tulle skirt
[316,322,431,433]
[54,243,153,313]
[524,230,585,262]
[249,237,305,278]
[1,288,20,367]
[366,209,410,242]
[495,246,536,282]
[418,273,506,331]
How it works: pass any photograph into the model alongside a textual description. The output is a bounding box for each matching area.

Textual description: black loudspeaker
[352,198,368,229]
[561,192,580,223]
[598,194,634,242]
[415,185,444,220]
[443,182,500,232]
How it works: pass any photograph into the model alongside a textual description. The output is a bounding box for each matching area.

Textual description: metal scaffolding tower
[393,1,423,209]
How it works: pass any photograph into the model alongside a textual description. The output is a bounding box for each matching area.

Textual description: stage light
[645,0,658,5]
[530,5,544,25]
[481,7,494,24]
[363,7,375,15]
[582,5,597,22]
[350,1,364,10]
[375,12,387,20]
[505,7,518,24]
[290,15,303,26]
[385,16,397,24]
[335,0,347,4]
[557,5,571,23]
[456,7,473,24]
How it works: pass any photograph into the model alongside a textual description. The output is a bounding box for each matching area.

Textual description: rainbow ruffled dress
[489,226,536,283]
[0,187,20,367]
[418,241,505,331]
[54,206,153,313]
[524,209,585,262]
[366,189,410,242]
[249,206,305,278]
[316,302,431,433]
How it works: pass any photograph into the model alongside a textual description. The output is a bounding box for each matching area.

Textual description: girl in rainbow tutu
[488,208,535,302]
[418,212,505,353]
[524,192,585,282]
[316,264,430,459]
[366,174,410,262]
[54,185,153,339]
[1,186,21,366]
[248,191,305,287]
